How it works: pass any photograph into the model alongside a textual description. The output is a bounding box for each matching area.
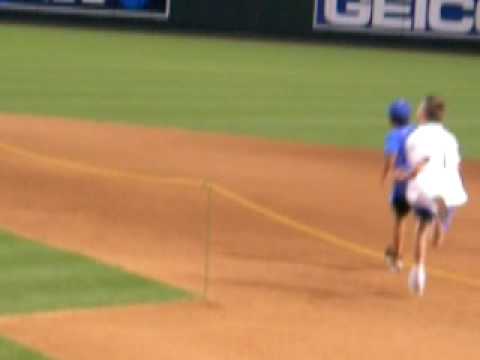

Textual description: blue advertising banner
[0,0,170,20]
[314,0,480,39]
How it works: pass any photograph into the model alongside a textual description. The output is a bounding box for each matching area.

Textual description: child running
[382,99,416,272]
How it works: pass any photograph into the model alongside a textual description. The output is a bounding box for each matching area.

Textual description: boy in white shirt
[403,96,468,296]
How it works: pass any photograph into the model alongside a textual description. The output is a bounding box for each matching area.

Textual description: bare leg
[432,219,445,248]
[415,220,431,265]
[385,215,406,272]
[434,197,448,223]
[393,215,406,257]
[408,219,432,296]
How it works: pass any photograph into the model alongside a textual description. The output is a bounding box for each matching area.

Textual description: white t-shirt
[406,123,468,209]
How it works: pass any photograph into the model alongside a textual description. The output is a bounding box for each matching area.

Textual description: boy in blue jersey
[381,99,416,272]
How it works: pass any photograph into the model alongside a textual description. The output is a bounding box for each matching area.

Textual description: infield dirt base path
[0,115,479,360]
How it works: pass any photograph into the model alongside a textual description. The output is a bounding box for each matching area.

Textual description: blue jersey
[384,124,416,199]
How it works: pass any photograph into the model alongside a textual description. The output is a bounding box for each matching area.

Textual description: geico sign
[315,0,480,35]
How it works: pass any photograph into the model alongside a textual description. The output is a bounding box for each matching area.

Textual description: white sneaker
[408,265,427,296]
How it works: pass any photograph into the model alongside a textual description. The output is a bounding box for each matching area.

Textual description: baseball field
[0,23,479,359]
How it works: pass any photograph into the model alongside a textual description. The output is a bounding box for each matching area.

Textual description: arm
[454,139,466,187]
[381,154,396,185]
[458,163,466,189]
[402,130,428,182]
[396,158,429,182]
[382,132,399,185]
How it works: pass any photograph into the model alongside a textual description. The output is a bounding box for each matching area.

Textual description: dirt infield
[0,115,479,360]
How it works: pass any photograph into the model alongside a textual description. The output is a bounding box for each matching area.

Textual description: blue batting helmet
[389,99,412,126]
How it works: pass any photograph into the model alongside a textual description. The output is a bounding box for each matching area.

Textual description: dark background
[1,0,479,51]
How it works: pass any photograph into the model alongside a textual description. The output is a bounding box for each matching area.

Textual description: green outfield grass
[0,338,50,360]
[0,230,190,315]
[0,24,479,157]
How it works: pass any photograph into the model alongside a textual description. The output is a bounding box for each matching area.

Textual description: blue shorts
[413,207,434,223]
[391,182,410,218]
[392,195,411,218]
[413,207,457,229]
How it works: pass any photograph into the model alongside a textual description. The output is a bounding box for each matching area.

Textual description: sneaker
[385,247,404,273]
[408,264,427,296]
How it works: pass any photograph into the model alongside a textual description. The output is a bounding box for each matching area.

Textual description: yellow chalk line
[212,184,480,289]
[211,184,383,261]
[0,141,478,290]
[0,142,203,188]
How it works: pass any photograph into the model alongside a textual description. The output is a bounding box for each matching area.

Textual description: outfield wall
[170,0,311,35]
[1,0,479,42]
